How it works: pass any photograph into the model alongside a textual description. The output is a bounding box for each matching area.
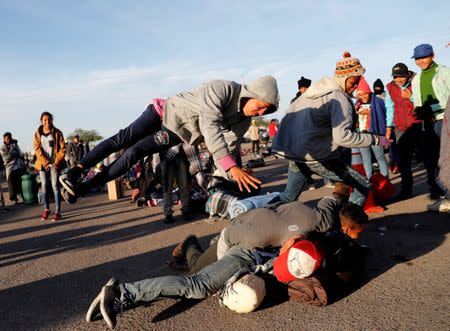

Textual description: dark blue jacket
[369,95,387,135]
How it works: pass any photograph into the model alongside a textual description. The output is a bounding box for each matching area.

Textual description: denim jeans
[359,145,389,178]
[186,241,219,274]
[39,167,61,213]
[278,157,369,207]
[388,131,399,166]
[80,105,180,185]
[119,246,255,304]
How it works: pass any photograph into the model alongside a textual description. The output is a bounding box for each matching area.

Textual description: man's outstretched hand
[229,166,262,192]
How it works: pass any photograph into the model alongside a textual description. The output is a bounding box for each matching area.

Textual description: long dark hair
[40,111,54,121]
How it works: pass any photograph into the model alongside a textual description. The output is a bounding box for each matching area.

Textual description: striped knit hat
[334,51,366,78]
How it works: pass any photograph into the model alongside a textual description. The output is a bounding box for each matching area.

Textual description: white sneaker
[426,198,450,213]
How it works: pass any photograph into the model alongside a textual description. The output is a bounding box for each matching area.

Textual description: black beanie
[373,79,384,95]
[297,76,312,89]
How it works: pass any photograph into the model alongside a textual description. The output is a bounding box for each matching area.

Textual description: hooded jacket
[273,77,375,162]
[0,140,23,179]
[412,63,450,120]
[33,125,66,171]
[163,76,279,171]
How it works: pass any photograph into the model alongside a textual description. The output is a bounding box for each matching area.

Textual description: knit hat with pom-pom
[334,51,366,78]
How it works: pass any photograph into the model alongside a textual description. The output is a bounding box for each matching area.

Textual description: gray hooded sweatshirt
[163,76,279,172]
[0,141,23,179]
[273,77,375,162]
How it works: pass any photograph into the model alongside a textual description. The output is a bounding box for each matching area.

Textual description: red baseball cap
[274,239,324,283]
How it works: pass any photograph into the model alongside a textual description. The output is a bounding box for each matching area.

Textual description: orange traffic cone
[351,148,385,213]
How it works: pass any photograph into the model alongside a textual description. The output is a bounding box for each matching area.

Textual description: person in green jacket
[411,43,450,199]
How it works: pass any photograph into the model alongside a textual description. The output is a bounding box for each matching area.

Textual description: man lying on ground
[172,186,366,273]
[84,185,368,329]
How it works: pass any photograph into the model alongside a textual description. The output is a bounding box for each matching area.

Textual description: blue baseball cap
[411,44,434,59]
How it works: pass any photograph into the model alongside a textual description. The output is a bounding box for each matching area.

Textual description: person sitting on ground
[85,195,368,329]
[60,76,280,203]
[272,52,390,207]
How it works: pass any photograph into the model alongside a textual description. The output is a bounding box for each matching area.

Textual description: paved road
[0,157,449,331]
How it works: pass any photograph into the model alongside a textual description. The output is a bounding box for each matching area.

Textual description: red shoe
[41,209,51,221]
[52,213,62,222]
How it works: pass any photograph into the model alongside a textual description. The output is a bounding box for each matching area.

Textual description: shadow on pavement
[0,209,448,329]
[344,210,449,299]
[0,210,167,267]
[0,234,217,330]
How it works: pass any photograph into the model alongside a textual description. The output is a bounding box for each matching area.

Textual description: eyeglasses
[393,75,407,79]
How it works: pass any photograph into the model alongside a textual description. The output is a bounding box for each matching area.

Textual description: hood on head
[302,77,343,100]
[354,76,371,94]
[240,75,280,114]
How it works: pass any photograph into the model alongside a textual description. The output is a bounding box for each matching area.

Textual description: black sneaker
[100,279,122,329]
[164,215,175,224]
[429,189,444,200]
[59,166,83,196]
[86,278,117,323]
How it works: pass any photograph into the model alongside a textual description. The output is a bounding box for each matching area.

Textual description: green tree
[66,129,103,143]
[252,117,270,127]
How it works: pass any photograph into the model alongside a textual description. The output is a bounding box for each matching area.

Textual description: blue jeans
[39,167,61,213]
[279,157,369,207]
[359,145,389,178]
[388,131,399,165]
[119,246,255,303]
[80,105,180,185]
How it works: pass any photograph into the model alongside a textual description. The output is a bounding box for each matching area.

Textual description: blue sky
[1,0,449,152]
